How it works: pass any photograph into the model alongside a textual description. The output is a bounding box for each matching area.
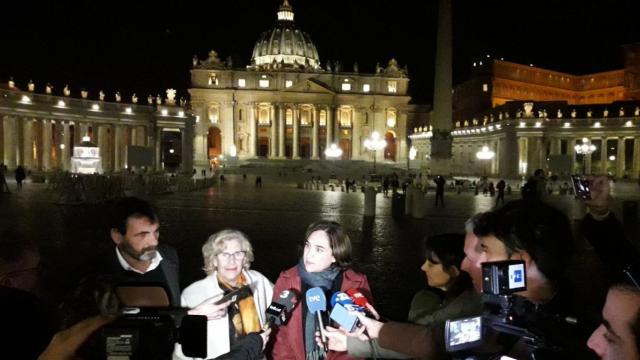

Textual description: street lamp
[476,145,495,175]
[324,143,343,160]
[363,131,386,173]
[574,137,596,174]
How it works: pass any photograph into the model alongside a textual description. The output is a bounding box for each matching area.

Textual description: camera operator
[579,175,639,282]
[587,283,640,360]
[473,199,598,358]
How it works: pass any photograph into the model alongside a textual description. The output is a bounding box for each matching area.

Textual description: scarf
[298,259,341,360]
[217,272,261,342]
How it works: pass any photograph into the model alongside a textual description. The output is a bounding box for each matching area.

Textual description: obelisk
[429,0,453,175]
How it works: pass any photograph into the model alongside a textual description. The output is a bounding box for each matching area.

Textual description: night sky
[2,0,640,104]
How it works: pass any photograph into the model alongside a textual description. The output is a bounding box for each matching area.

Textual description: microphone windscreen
[275,288,299,311]
[330,291,354,307]
[346,288,370,307]
[306,287,327,313]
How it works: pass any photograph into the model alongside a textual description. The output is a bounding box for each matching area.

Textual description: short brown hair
[305,221,352,268]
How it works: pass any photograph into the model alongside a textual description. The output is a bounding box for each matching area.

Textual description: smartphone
[571,175,591,200]
[215,285,252,305]
[329,303,360,332]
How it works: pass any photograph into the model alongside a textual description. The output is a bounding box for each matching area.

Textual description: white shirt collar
[115,247,163,274]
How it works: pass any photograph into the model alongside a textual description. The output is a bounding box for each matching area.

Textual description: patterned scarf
[217,272,261,342]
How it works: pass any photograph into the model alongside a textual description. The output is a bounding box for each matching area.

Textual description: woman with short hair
[174,229,273,359]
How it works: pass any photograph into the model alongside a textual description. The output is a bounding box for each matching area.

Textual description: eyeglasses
[218,251,246,261]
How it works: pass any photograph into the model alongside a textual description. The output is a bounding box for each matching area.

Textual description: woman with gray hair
[174,229,274,359]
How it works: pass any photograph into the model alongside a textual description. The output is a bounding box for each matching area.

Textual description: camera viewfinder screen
[508,263,526,290]
[448,316,481,346]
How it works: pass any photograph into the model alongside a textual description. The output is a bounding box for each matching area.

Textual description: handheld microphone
[265,289,299,328]
[306,287,328,352]
[330,291,364,313]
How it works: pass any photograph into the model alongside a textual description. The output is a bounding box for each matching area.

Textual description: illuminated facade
[0,85,193,173]
[410,44,640,179]
[189,0,411,167]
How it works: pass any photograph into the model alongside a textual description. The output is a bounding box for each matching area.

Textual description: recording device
[444,315,483,352]
[571,175,591,200]
[482,260,526,296]
[329,291,362,332]
[215,285,253,305]
[264,289,299,328]
[83,285,207,359]
[306,287,329,352]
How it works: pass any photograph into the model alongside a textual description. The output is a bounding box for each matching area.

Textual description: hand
[584,175,610,215]
[260,327,272,351]
[38,315,116,360]
[188,294,232,320]
[364,303,380,320]
[316,326,347,352]
[354,312,384,339]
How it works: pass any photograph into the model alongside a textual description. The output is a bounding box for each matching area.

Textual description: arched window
[386,108,397,128]
[286,108,293,126]
[300,107,311,126]
[208,105,219,124]
[339,107,352,128]
[319,110,327,126]
[258,105,270,126]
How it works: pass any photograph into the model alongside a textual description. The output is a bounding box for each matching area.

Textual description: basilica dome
[250,0,320,71]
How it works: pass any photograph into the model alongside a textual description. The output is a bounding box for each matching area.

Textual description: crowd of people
[0,171,639,359]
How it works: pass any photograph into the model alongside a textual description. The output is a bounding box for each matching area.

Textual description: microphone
[306,287,328,352]
[330,291,364,313]
[265,289,299,328]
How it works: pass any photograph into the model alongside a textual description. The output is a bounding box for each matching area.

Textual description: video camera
[445,260,575,359]
[80,284,207,360]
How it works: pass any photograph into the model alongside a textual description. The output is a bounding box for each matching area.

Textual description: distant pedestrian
[0,163,10,193]
[14,165,26,190]
[242,173,247,181]
[488,182,495,197]
[256,175,262,188]
[219,174,225,182]
[435,175,445,208]
[496,179,506,206]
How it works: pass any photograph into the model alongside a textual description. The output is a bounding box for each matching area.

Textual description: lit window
[259,79,270,88]
[319,110,327,126]
[387,81,397,93]
[300,108,311,126]
[238,79,246,87]
[386,109,397,128]
[286,109,293,126]
[285,80,293,88]
[339,108,352,127]
[363,84,370,92]
[341,82,351,91]
[208,105,219,123]
[482,84,488,92]
[258,106,270,125]
[208,73,219,86]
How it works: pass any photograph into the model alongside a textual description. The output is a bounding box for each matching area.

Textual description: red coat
[269,265,373,360]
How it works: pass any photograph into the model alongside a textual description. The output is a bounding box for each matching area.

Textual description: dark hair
[109,197,159,235]
[304,220,352,268]
[424,233,466,272]
[473,199,575,282]
[612,284,640,354]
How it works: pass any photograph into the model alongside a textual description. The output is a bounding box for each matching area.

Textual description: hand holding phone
[215,285,252,305]
[571,175,591,200]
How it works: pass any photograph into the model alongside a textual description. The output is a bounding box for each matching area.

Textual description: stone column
[182,117,194,173]
[632,137,640,179]
[600,138,607,175]
[0,116,4,164]
[270,105,277,158]
[249,104,257,157]
[334,107,340,145]
[311,107,319,159]
[114,126,123,171]
[518,137,528,175]
[42,119,52,171]
[23,119,34,170]
[326,106,333,148]
[292,105,300,159]
[96,125,106,171]
[62,122,71,171]
[278,105,285,158]
[616,137,626,178]
[351,109,361,160]
[155,127,162,170]
[137,126,147,146]
[3,116,17,169]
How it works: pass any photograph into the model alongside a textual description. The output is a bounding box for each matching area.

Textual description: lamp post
[475,145,495,176]
[574,137,596,174]
[364,131,387,173]
[324,143,343,171]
